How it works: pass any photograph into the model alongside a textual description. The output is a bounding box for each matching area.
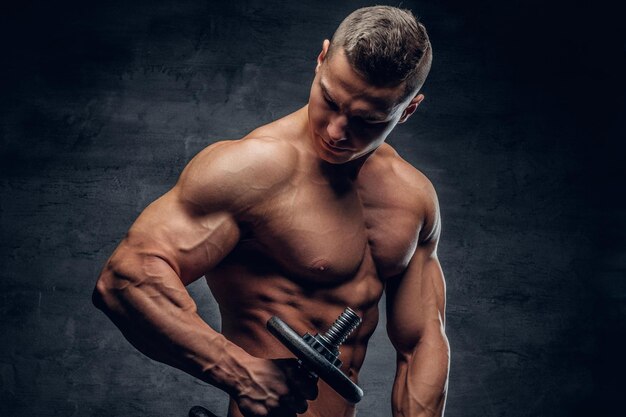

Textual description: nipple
[311,258,330,273]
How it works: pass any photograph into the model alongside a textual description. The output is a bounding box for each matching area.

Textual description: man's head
[307,6,432,164]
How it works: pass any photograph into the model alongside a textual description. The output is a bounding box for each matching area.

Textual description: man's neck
[319,152,374,182]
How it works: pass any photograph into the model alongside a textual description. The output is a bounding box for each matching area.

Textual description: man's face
[307,40,423,164]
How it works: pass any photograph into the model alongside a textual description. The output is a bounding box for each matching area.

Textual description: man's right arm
[92,139,309,414]
[92,141,251,393]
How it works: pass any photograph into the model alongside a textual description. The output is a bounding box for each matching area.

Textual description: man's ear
[398,93,425,123]
[315,39,331,74]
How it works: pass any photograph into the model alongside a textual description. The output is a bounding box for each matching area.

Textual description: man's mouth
[320,137,354,153]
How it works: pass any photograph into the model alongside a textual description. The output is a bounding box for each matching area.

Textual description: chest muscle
[242,181,367,282]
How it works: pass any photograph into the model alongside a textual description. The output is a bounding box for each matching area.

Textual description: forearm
[93,250,251,395]
[391,332,450,417]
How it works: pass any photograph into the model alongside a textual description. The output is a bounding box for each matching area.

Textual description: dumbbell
[266,307,363,404]
[189,307,363,417]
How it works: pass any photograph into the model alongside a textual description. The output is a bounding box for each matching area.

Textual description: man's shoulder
[177,136,299,211]
[369,143,437,201]
[366,143,441,242]
[209,136,299,174]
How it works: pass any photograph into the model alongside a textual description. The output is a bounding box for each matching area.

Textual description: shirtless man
[93,6,449,417]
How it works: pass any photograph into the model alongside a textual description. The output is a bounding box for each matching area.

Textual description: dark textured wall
[1,1,624,416]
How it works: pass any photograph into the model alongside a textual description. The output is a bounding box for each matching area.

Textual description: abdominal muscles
[205,245,384,376]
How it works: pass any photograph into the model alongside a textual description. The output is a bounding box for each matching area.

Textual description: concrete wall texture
[1,1,624,416]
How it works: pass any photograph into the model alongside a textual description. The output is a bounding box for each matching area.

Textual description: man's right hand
[234,358,318,417]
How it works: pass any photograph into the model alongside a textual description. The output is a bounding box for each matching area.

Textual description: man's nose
[327,114,349,142]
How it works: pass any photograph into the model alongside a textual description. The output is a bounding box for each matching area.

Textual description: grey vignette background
[1,0,624,416]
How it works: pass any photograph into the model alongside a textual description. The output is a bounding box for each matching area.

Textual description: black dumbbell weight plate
[267,316,363,404]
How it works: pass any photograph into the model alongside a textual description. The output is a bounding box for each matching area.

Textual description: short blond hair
[328,6,432,97]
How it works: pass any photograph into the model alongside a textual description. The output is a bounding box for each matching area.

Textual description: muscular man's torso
[203,108,431,417]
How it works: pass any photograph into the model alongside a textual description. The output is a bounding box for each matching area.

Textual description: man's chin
[317,149,356,164]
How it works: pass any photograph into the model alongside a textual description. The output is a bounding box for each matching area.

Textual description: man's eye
[351,117,387,129]
[324,97,339,111]
[354,117,377,125]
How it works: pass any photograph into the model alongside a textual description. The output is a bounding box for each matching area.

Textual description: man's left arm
[386,191,450,417]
